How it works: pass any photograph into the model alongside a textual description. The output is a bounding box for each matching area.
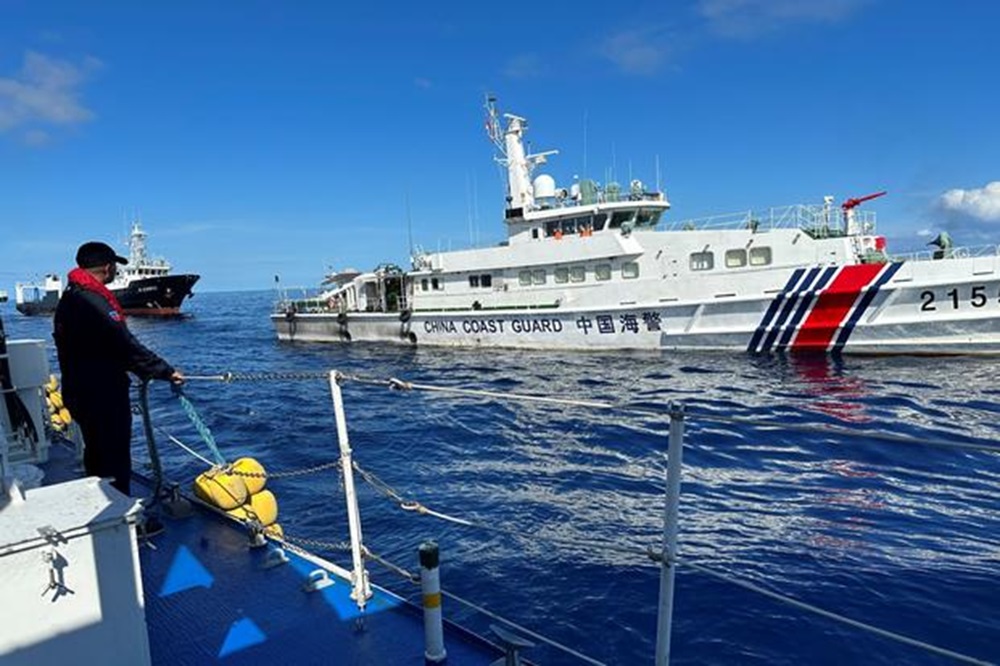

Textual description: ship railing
[667,203,877,235]
[271,286,331,313]
[326,373,995,666]
[890,243,1000,262]
[532,189,666,211]
[149,370,997,666]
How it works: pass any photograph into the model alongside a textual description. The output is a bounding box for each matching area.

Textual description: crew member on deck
[53,241,184,497]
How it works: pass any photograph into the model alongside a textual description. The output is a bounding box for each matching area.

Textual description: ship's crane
[841,190,887,211]
[840,190,887,235]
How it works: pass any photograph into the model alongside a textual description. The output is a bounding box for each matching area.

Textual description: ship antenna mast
[484,94,505,154]
[484,94,511,206]
[484,94,557,215]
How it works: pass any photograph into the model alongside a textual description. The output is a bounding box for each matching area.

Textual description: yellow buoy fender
[226,489,278,526]
[46,375,59,392]
[58,407,72,425]
[194,467,249,510]
[264,523,284,540]
[231,457,267,494]
[50,391,64,410]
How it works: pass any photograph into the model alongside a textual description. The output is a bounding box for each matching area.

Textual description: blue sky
[2,0,999,292]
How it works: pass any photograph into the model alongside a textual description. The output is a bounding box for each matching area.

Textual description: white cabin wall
[408,227,860,313]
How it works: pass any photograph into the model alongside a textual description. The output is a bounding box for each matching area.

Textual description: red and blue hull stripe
[748,262,902,354]
[829,262,903,353]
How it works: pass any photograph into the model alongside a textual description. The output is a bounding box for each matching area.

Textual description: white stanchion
[329,370,371,608]
[420,541,447,662]
[655,403,685,666]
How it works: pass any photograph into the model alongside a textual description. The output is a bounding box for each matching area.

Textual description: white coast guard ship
[272,98,1000,354]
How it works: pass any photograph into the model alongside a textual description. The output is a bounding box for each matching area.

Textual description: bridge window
[622,262,640,279]
[635,209,662,228]
[749,247,772,266]
[555,267,569,284]
[421,279,429,291]
[469,275,480,288]
[690,251,714,271]
[431,277,442,290]
[519,270,532,286]
[595,264,612,281]
[609,210,635,229]
[725,249,747,268]
[570,266,586,283]
[532,269,546,285]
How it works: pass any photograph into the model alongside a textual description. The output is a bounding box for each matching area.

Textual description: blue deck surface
[40,441,502,665]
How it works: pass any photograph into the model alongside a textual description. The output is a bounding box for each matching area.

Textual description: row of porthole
[420,261,641,294]
[692,246,773,272]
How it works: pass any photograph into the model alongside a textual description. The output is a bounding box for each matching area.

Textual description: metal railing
[890,243,1000,263]
[667,203,877,235]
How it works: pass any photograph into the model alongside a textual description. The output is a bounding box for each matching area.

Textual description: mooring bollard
[419,540,447,662]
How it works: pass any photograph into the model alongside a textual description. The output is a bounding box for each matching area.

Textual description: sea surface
[5,291,999,665]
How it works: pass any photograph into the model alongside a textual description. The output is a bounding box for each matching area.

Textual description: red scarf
[68,267,126,322]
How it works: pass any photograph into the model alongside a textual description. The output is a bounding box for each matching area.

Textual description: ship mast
[128,220,148,267]
[485,96,557,216]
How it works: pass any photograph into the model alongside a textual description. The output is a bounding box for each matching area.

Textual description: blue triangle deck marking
[159,545,215,597]
[218,617,267,658]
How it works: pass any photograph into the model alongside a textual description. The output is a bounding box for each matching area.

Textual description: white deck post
[329,370,372,608]
[655,402,685,666]
[419,541,447,662]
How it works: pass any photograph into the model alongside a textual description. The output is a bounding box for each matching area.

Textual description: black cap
[76,241,128,268]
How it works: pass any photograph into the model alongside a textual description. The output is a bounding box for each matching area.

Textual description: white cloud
[502,53,546,80]
[22,128,50,146]
[600,25,674,76]
[0,51,101,135]
[591,1,868,77]
[939,182,1000,222]
[698,0,869,38]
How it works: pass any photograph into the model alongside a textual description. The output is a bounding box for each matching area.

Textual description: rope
[241,460,342,480]
[183,371,330,383]
[679,559,993,666]
[155,423,342,479]
[173,388,226,465]
[376,376,614,411]
[353,462,995,664]
[154,425,217,467]
[364,548,420,583]
[281,534,353,553]
[353,461,651,558]
[366,511,988,666]
[172,369,1000,454]
[137,380,164,509]
[133,369,996,663]
[341,374,1000,455]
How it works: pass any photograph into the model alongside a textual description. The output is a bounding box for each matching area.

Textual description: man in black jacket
[53,241,184,496]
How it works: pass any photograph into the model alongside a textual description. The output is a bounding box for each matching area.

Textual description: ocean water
[5,291,998,665]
